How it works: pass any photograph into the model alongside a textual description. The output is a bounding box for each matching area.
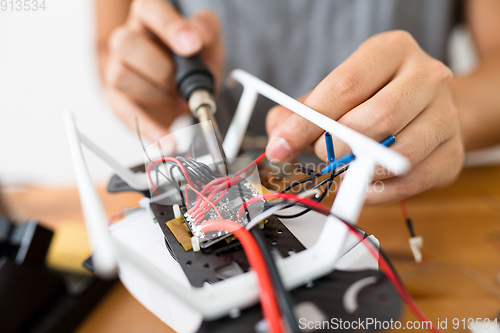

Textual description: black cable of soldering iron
[236,182,300,333]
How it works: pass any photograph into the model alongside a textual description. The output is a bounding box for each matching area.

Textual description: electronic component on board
[166,179,266,251]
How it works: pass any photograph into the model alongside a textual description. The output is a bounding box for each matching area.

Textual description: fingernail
[266,137,292,162]
[176,28,201,53]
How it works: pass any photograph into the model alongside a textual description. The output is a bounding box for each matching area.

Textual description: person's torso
[176,0,458,135]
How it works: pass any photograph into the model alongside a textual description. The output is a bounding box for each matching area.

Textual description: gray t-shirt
[176,0,458,135]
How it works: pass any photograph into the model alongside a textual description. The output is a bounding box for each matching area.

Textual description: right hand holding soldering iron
[103,0,224,142]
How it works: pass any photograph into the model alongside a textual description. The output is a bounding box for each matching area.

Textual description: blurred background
[0,0,492,188]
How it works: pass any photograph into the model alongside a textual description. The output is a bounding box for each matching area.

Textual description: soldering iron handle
[173,53,214,101]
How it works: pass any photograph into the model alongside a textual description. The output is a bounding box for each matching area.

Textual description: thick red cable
[201,220,283,333]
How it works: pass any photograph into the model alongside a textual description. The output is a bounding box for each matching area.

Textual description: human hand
[103,0,224,142]
[266,30,464,204]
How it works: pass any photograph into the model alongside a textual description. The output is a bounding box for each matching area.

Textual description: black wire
[185,157,220,179]
[135,117,171,188]
[179,157,218,183]
[181,162,211,185]
[250,227,300,333]
[148,159,186,205]
[135,118,188,206]
[405,218,416,238]
[275,176,329,218]
[276,166,349,219]
[199,161,221,178]
[234,182,300,333]
[281,172,321,193]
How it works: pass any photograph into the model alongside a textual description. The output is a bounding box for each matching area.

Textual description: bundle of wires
[142,147,441,333]
[146,153,291,332]
[146,153,266,224]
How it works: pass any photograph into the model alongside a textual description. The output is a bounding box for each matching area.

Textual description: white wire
[244,189,321,230]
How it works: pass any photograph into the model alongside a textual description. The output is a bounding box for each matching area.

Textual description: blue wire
[325,132,335,163]
[321,135,396,175]
[380,135,396,147]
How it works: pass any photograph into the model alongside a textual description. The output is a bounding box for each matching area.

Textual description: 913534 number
[1,0,46,11]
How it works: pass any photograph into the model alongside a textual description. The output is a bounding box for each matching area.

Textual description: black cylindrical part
[173,54,214,101]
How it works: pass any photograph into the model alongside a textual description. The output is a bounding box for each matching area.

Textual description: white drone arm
[64,112,118,277]
[225,69,409,222]
[65,114,149,191]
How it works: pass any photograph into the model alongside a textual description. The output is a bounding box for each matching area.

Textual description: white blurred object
[466,146,500,167]
[448,24,479,75]
[409,236,423,263]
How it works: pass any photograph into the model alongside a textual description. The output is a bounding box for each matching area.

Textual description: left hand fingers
[365,132,464,205]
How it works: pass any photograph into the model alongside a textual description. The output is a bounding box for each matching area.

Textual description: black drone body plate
[151,202,306,287]
[197,270,402,333]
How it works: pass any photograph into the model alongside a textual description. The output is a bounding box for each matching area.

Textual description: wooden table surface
[5,165,500,333]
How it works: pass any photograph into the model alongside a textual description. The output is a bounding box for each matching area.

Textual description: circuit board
[183,180,264,249]
[153,202,306,287]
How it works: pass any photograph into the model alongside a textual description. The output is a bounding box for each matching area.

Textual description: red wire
[201,220,283,333]
[346,225,441,333]
[190,187,227,217]
[234,152,266,177]
[400,199,410,220]
[253,193,442,333]
[186,184,223,220]
[187,153,266,222]
[146,157,196,194]
[237,192,326,220]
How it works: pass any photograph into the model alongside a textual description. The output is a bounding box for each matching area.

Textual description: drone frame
[64,69,409,320]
